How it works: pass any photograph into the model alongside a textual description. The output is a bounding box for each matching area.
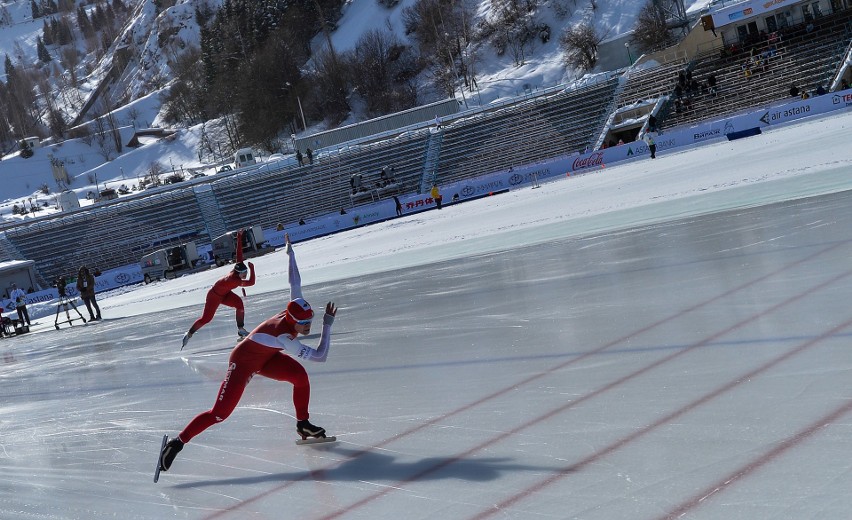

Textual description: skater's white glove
[323,301,337,326]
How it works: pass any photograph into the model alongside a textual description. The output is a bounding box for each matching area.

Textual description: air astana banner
[709,0,799,29]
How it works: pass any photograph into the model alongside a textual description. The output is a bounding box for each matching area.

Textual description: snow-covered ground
[2,107,852,519]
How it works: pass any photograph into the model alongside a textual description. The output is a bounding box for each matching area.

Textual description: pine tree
[37,36,52,63]
[4,54,17,83]
[42,18,53,45]
[30,0,40,19]
[77,5,93,38]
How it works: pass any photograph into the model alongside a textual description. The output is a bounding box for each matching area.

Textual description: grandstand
[434,76,619,186]
[2,3,850,287]
[664,7,852,129]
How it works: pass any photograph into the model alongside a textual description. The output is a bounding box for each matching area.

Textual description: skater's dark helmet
[286,297,314,325]
[234,262,248,275]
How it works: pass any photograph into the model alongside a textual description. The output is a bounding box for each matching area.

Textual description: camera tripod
[55,295,87,330]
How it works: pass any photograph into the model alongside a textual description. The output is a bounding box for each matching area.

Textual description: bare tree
[308,46,351,125]
[559,22,602,71]
[349,29,419,115]
[632,1,676,53]
[89,109,114,161]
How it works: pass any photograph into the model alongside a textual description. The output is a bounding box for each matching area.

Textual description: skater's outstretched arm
[277,302,337,362]
[286,234,304,301]
[235,229,245,263]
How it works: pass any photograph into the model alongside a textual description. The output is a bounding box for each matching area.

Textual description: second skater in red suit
[181,230,256,349]
[158,235,338,476]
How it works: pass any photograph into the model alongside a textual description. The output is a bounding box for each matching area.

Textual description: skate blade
[154,434,168,483]
[295,436,337,446]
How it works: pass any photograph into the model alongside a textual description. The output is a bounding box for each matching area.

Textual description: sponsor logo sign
[693,128,721,141]
[832,93,852,107]
[571,152,604,172]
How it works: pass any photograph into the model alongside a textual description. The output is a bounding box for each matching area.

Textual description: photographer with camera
[76,266,101,321]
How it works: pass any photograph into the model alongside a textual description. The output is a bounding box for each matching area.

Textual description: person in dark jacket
[76,265,101,321]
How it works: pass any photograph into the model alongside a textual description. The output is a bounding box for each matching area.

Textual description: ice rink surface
[4,110,852,519]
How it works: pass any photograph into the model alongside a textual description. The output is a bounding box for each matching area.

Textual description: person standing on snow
[76,265,101,321]
[159,234,338,475]
[10,283,30,327]
[181,229,255,349]
[644,131,658,159]
[430,184,443,210]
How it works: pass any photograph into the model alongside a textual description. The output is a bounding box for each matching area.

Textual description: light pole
[625,42,634,65]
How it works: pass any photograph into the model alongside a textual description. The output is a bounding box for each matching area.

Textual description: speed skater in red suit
[181,229,256,349]
[159,234,338,475]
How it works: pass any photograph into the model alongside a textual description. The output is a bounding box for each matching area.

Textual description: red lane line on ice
[320,271,852,520]
[200,243,841,520]
[314,271,852,519]
[467,303,852,519]
[660,393,852,518]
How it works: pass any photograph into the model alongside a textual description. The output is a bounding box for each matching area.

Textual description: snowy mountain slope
[0,0,710,217]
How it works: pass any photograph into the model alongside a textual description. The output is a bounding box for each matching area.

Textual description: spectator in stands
[742,60,752,79]
[707,74,717,96]
[841,79,851,91]
[306,148,313,164]
[393,196,402,217]
[350,173,363,194]
[801,91,811,100]
[76,265,101,321]
[648,114,658,132]
[789,84,800,97]
[430,184,443,210]
[689,78,700,94]
[296,150,303,166]
[299,218,305,225]
[277,223,284,231]
[815,85,827,96]
[340,208,347,215]
[434,115,442,129]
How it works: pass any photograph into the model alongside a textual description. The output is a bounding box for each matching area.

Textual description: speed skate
[296,436,337,446]
[153,434,168,483]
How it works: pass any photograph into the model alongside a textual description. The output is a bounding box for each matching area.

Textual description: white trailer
[234,148,256,168]
[211,225,274,266]
[140,242,209,283]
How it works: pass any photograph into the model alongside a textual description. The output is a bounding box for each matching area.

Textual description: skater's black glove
[323,301,337,325]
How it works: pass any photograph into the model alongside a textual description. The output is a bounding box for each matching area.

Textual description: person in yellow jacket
[430,184,443,210]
